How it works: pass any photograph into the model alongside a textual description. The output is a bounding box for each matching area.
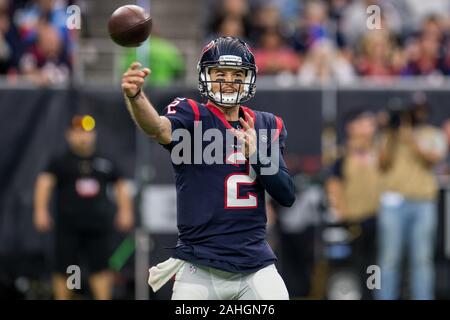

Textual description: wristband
[127,89,142,99]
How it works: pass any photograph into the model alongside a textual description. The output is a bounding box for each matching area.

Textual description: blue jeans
[376,198,437,300]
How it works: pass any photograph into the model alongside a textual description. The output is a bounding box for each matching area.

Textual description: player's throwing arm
[122,62,172,144]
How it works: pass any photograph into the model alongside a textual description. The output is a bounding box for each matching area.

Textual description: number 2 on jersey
[225,165,258,208]
[167,98,184,115]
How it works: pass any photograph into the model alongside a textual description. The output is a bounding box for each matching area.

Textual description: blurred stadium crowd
[204,0,450,83]
[0,0,79,85]
[4,0,450,86]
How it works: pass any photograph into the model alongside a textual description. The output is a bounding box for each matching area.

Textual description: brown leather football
[108,5,152,47]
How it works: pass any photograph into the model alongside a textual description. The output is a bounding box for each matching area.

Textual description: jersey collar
[205,102,256,129]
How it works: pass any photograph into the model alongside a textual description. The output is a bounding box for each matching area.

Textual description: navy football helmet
[197,37,257,107]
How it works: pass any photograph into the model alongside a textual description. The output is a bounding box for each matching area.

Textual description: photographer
[377,98,447,300]
[326,109,380,300]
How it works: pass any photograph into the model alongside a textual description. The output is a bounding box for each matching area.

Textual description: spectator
[248,2,282,43]
[19,21,71,85]
[206,14,250,45]
[221,0,249,17]
[298,38,355,85]
[401,32,443,77]
[377,97,447,300]
[328,0,351,49]
[253,27,300,75]
[340,0,403,49]
[420,15,444,42]
[14,0,70,42]
[121,31,185,87]
[356,29,404,78]
[405,15,450,76]
[405,0,450,32]
[291,0,332,54]
[326,109,380,299]
[271,0,302,30]
[206,0,251,42]
[217,15,246,38]
[0,0,21,75]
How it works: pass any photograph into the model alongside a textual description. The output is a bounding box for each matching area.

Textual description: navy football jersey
[161,98,287,273]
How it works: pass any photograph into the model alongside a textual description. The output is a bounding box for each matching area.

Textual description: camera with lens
[387,105,411,130]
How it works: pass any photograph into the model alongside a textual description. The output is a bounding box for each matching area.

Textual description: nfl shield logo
[189,265,197,274]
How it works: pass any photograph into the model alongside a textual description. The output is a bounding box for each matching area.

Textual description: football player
[122,37,295,300]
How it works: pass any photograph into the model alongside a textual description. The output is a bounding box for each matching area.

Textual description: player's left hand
[115,211,134,233]
[231,112,257,159]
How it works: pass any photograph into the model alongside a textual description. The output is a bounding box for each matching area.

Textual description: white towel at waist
[148,258,185,292]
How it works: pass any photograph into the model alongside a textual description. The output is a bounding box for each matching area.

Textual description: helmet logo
[243,42,254,55]
[201,40,215,55]
[219,55,242,66]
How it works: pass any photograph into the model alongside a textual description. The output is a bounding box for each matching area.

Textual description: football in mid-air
[108,5,152,47]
